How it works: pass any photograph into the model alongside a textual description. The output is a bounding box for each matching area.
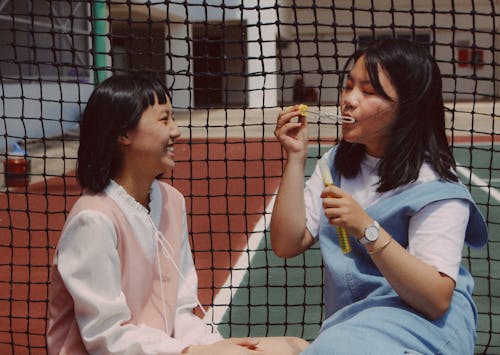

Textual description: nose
[342,89,360,111]
[171,120,181,140]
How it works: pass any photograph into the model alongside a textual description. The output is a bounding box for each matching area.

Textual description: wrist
[358,220,380,244]
[287,149,307,158]
[286,153,308,168]
[365,236,392,254]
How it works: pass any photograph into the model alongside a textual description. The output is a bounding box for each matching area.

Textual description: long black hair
[335,38,457,192]
[77,73,171,193]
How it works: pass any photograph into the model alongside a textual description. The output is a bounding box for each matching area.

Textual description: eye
[361,85,376,96]
[161,113,175,124]
[342,84,352,92]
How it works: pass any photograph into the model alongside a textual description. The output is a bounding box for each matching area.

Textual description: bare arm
[184,337,308,355]
[366,230,454,320]
[270,106,315,258]
[270,153,315,257]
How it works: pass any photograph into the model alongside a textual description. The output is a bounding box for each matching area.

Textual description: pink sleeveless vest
[47,182,184,354]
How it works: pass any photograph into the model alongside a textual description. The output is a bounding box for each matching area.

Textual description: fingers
[320,187,351,226]
[237,337,260,348]
[250,336,309,355]
[274,105,306,137]
[225,337,260,348]
[323,206,345,223]
[320,185,343,199]
[321,190,370,239]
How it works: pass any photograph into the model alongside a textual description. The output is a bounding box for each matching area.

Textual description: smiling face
[340,55,399,157]
[119,94,181,180]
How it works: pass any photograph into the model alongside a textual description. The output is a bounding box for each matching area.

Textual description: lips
[166,145,175,161]
[342,113,356,124]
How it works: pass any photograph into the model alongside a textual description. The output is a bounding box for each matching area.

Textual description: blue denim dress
[301,150,488,355]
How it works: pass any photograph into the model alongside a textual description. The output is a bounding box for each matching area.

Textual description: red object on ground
[3,156,30,188]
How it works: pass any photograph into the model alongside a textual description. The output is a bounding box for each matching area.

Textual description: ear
[117,133,131,146]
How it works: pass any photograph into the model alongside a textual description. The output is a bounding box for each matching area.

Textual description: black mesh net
[0,1,498,354]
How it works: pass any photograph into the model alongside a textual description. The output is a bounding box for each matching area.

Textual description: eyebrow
[157,110,170,118]
[346,74,372,86]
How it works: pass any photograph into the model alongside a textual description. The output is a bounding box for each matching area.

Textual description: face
[120,94,181,178]
[340,55,398,157]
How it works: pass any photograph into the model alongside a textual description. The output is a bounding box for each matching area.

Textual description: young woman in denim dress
[271,39,488,355]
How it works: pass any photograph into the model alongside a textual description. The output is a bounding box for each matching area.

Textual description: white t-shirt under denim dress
[301,147,488,355]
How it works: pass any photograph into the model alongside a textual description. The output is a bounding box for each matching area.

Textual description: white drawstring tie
[148,216,221,337]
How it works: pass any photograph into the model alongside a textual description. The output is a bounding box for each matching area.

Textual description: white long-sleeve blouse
[55,180,222,354]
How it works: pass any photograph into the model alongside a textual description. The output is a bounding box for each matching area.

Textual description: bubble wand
[298,104,355,124]
[318,159,352,254]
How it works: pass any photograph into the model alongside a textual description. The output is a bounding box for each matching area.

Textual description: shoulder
[156,180,183,197]
[416,161,442,183]
[67,191,129,230]
[69,192,118,217]
[155,180,186,206]
[402,179,488,248]
[393,179,472,208]
[323,145,338,160]
[64,207,115,233]
[318,145,338,170]
[61,203,118,249]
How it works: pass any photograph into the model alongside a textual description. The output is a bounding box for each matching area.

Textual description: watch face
[365,226,379,241]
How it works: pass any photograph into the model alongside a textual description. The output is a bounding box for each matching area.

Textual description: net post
[92,0,109,83]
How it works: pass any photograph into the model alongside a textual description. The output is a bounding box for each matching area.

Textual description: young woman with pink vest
[47,74,308,355]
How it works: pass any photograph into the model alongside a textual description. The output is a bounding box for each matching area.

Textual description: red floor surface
[0,138,284,354]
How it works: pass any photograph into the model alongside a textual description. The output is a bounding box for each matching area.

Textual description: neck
[114,175,153,209]
[365,143,386,158]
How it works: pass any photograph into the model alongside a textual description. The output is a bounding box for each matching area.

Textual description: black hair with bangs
[335,38,457,192]
[77,73,171,193]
